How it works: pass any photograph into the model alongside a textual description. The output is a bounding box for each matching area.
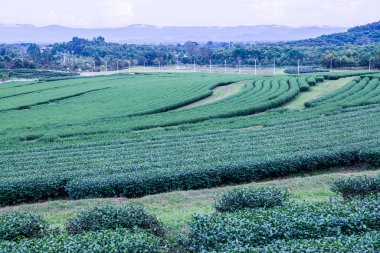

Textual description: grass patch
[285,77,356,109]
[178,80,248,110]
[0,166,378,235]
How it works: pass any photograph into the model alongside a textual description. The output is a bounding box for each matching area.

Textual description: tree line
[1,36,379,72]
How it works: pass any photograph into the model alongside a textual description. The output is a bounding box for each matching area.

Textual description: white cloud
[101,0,134,23]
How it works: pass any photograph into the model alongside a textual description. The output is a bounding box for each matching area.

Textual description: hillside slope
[287,20,380,46]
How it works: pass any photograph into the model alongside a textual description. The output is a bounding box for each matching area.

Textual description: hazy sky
[1,0,379,28]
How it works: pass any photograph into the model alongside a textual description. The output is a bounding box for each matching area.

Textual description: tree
[27,44,41,62]
[12,58,24,69]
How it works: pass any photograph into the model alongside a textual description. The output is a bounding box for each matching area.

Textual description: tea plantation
[1,71,380,252]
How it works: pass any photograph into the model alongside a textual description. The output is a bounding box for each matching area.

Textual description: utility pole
[116,60,119,71]
[224,59,227,74]
[297,59,300,74]
[63,53,67,66]
[128,60,131,73]
[254,59,257,75]
[193,60,196,72]
[209,59,212,73]
[105,61,108,72]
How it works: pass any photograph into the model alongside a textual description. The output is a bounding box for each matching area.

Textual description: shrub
[316,75,325,82]
[0,176,67,207]
[0,228,168,252]
[331,175,380,200]
[0,212,49,241]
[214,187,289,212]
[297,77,310,91]
[243,232,380,253]
[284,66,328,74]
[66,205,165,236]
[186,195,380,251]
[306,76,317,86]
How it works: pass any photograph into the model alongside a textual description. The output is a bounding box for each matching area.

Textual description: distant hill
[0,24,347,44]
[287,21,380,46]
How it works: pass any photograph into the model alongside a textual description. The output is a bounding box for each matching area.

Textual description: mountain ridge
[0,24,347,44]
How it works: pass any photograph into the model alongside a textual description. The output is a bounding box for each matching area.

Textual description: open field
[1,70,380,251]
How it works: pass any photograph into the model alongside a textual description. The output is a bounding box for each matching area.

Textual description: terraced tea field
[0,71,379,204]
[1,71,380,252]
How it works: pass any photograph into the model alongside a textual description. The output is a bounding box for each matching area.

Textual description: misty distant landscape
[0,24,347,43]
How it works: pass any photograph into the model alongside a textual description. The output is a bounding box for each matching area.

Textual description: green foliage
[0,176,67,206]
[331,175,380,200]
[185,195,380,251]
[233,232,380,252]
[315,75,325,82]
[0,69,78,79]
[306,76,317,86]
[0,212,49,241]
[214,187,289,212]
[0,72,9,81]
[284,66,328,74]
[66,205,165,236]
[0,228,168,252]
[290,20,380,46]
[297,77,310,91]
[0,73,379,206]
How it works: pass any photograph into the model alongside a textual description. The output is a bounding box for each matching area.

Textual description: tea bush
[66,205,165,236]
[186,195,380,251]
[228,232,380,252]
[214,187,289,212]
[331,175,380,200]
[0,228,168,253]
[0,212,49,241]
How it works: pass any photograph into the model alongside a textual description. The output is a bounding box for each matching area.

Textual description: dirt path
[80,70,127,77]
[285,77,356,110]
[0,79,36,84]
[178,81,248,110]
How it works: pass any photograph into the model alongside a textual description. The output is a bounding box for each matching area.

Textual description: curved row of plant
[0,72,360,145]
[305,76,380,109]
[0,102,379,206]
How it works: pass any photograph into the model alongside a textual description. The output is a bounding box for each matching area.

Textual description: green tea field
[1,71,380,252]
